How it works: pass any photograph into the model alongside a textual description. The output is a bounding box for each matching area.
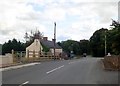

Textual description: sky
[0,0,119,44]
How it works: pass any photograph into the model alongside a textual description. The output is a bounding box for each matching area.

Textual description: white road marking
[46,65,64,74]
[19,81,29,86]
[68,61,78,64]
[68,62,75,64]
[0,62,41,72]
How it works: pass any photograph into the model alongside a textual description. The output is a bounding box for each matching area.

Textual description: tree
[89,20,120,56]
[79,40,91,55]
[2,39,25,55]
[24,30,44,48]
[109,20,120,54]
[58,40,81,55]
[90,28,108,57]
[58,39,91,56]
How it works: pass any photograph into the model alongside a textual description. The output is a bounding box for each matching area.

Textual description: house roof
[41,40,62,49]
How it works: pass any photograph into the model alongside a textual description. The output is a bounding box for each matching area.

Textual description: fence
[0,50,63,67]
[26,50,61,60]
[12,50,26,63]
[12,50,61,63]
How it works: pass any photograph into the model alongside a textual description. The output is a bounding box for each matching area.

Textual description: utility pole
[24,32,29,44]
[105,30,107,56]
[54,22,56,60]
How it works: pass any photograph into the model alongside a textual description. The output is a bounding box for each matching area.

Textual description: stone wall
[0,53,13,67]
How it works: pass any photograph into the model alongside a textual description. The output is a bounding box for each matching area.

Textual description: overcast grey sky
[0,0,119,44]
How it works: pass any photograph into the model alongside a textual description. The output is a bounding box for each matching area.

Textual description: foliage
[79,40,91,55]
[24,30,44,48]
[90,28,108,57]
[2,39,25,55]
[58,40,90,55]
[41,43,50,52]
[109,20,120,54]
[24,30,43,43]
[90,20,120,56]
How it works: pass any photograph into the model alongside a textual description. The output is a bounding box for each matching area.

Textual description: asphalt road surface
[2,57,119,84]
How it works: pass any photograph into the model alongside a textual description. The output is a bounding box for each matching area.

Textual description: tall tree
[109,20,120,54]
[90,28,108,57]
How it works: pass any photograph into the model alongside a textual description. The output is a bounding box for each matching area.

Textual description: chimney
[43,37,48,41]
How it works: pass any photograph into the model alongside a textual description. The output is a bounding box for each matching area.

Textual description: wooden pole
[54,22,56,60]
[27,50,29,62]
[105,30,107,56]
[12,49,15,62]
[33,50,35,61]
[12,49,14,58]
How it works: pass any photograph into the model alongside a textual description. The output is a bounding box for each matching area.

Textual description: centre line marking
[19,81,29,86]
[46,65,64,74]
[68,62,75,64]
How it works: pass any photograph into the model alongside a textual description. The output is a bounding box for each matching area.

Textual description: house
[26,39,43,58]
[41,37,62,56]
[26,37,62,58]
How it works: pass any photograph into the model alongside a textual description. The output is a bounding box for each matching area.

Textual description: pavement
[1,57,119,85]
[0,62,41,72]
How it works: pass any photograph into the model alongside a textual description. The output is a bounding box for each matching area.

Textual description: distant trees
[79,40,91,55]
[58,40,80,55]
[2,39,25,55]
[57,39,90,56]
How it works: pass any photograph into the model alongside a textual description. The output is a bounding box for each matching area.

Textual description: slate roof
[40,40,62,49]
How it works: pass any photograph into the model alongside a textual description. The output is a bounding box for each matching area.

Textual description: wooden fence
[12,50,61,63]
[27,50,61,60]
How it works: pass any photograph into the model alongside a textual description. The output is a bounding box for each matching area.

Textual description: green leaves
[90,20,120,56]
[41,43,50,52]
[90,28,108,57]
[2,39,25,55]
[109,20,120,55]
[58,40,90,55]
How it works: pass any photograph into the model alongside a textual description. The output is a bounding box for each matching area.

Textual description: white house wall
[26,39,43,58]
[50,49,62,56]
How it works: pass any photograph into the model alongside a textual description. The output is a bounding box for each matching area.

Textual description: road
[2,57,119,85]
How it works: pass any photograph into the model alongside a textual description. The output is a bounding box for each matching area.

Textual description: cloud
[43,7,66,21]
[92,2,118,23]
[0,0,118,44]
[57,35,71,41]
